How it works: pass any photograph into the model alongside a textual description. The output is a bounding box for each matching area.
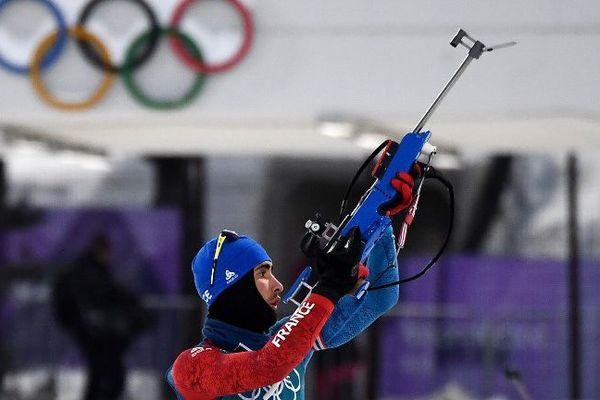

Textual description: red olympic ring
[169,0,254,74]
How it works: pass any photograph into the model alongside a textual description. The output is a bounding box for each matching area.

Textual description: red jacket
[170,293,334,399]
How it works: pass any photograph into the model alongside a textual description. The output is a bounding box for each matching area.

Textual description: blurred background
[1,0,599,399]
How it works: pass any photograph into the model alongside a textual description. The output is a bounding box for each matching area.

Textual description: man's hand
[379,163,423,216]
[313,227,364,303]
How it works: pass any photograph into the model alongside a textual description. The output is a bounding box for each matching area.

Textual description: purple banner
[0,208,183,369]
[379,255,600,399]
[1,208,182,294]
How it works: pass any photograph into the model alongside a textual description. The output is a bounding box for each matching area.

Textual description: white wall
[0,0,599,155]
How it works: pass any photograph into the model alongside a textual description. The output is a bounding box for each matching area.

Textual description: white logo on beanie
[225,269,238,284]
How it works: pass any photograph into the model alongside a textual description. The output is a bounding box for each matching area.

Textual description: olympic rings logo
[0,0,254,111]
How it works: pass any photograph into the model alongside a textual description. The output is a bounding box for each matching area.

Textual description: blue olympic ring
[0,0,68,74]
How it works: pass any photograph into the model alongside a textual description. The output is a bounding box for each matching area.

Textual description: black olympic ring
[0,0,254,111]
[76,0,161,74]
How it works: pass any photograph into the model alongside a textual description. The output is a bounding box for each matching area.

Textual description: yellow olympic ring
[29,26,115,112]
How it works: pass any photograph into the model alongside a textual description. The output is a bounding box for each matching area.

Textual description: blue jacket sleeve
[166,365,184,400]
[313,223,399,351]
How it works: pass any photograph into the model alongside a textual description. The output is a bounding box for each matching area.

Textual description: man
[167,172,416,399]
[52,234,149,400]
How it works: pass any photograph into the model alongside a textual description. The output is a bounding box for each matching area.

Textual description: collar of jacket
[202,318,270,352]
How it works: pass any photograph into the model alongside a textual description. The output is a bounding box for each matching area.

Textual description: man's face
[253,262,283,310]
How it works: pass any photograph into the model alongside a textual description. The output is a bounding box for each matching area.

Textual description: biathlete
[166,171,416,399]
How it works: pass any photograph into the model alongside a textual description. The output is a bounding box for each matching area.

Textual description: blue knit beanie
[192,231,271,307]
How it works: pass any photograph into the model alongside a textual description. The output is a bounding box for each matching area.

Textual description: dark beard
[208,271,277,333]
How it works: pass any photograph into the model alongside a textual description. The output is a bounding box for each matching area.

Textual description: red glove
[385,172,415,215]
[379,162,423,216]
[358,263,369,279]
